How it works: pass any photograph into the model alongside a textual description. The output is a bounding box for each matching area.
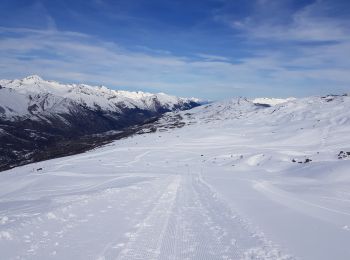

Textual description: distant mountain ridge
[0,75,199,120]
[0,75,200,170]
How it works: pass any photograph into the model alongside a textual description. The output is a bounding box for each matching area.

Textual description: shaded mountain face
[0,76,200,170]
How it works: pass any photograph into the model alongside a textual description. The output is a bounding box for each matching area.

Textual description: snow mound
[252,97,296,106]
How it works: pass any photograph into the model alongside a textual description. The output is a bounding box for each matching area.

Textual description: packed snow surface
[1,96,350,259]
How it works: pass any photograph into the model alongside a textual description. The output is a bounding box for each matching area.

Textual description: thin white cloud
[196,53,230,62]
[209,0,350,94]
[0,27,244,98]
[0,20,349,99]
[230,0,350,42]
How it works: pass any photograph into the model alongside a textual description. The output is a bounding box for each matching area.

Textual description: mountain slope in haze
[0,95,349,259]
[0,75,200,170]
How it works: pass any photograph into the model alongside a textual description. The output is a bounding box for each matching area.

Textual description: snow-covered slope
[0,75,199,119]
[1,95,350,259]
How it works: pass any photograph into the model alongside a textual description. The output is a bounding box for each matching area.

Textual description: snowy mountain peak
[22,75,44,83]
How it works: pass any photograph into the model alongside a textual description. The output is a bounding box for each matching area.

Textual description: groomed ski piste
[1,96,350,260]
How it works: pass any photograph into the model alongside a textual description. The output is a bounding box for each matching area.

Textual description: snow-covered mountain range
[0,75,199,120]
[0,75,200,170]
[0,93,349,259]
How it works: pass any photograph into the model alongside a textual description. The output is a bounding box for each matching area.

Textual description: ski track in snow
[0,166,293,260]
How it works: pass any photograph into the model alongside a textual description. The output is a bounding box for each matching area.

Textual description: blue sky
[0,0,349,99]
